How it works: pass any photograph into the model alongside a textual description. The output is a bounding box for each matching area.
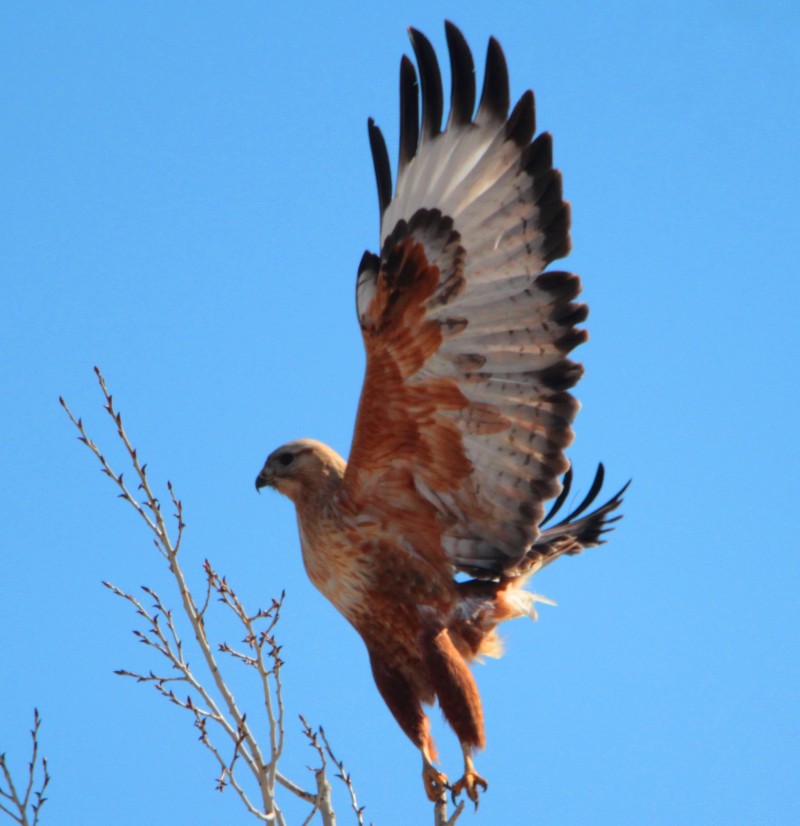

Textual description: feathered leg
[368,650,448,801]
[421,628,489,805]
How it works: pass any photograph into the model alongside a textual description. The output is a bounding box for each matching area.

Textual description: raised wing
[346,23,587,578]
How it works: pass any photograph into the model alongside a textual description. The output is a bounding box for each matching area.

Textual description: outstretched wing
[345,23,587,578]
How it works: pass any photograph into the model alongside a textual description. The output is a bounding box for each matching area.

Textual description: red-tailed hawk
[256,22,627,805]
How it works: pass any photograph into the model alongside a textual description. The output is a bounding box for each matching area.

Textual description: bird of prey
[256,21,627,805]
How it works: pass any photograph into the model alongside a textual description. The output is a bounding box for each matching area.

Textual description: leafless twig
[0,709,50,826]
[318,727,367,826]
[299,717,337,826]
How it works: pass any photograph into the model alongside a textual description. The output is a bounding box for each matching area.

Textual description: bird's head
[255,439,346,504]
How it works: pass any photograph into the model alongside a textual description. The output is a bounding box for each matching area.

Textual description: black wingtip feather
[445,21,476,127]
[522,132,553,178]
[551,301,589,327]
[536,467,629,553]
[505,90,536,146]
[536,171,566,227]
[357,250,380,276]
[541,466,573,526]
[541,465,628,527]
[408,27,443,141]
[539,359,584,391]
[532,167,559,202]
[477,36,510,122]
[555,328,589,354]
[398,55,419,175]
[368,118,392,218]
[573,479,631,546]
[542,203,572,264]
[560,463,606,525]
[535,270,582,300]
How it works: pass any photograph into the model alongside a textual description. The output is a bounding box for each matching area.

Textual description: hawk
[256,22,627,805]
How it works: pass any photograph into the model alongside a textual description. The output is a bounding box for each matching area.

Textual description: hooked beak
[255,467,274,493]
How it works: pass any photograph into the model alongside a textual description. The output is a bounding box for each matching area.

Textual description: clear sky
[2,2,799,825]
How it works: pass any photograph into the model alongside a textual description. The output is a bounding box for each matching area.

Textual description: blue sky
[2,2,799,824]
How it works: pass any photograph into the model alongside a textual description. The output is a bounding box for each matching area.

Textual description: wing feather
[368,119,392,219]
[476,36,510,123]
[444,21,475,128]
[398,55,419,175]
[409,28,444,142]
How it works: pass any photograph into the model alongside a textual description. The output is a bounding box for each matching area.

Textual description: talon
[451,770,488,808]
[422,765,449,802]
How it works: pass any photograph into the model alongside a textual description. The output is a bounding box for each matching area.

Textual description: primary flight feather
[256,22,627,804]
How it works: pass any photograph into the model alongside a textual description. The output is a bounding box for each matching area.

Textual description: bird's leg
[421,745,449,803]
[450,742,488,808]
[368,649,448,801]
[420,627,488,806]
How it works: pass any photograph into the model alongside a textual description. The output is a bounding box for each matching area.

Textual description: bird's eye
[276,452,295,467]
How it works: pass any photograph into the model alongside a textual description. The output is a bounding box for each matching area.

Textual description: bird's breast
[296,503,378,620]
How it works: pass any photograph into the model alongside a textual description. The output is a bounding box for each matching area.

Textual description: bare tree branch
[60,368,362,824]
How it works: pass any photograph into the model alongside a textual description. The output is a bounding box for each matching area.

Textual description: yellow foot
[451,770,488,808]
[422,765,449,802]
